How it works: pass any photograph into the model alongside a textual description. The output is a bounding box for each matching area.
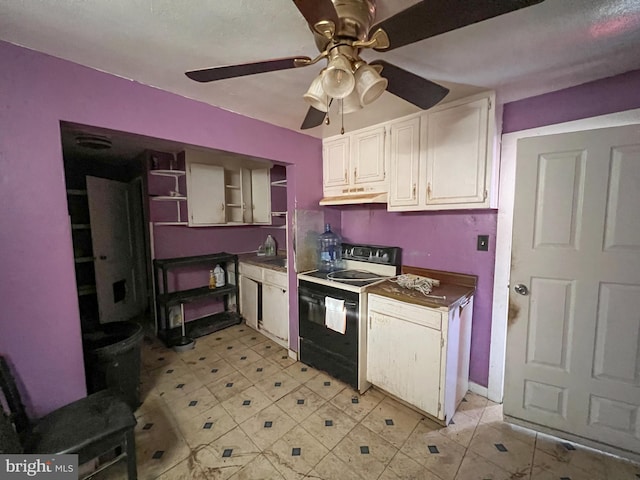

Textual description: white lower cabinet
[368,308,442,416]
[262,282,289,342]
[239,262,288,348]
[240,275,258,329]
[367,293,472,424]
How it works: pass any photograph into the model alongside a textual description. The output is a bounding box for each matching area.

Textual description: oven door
[298,279,359,387]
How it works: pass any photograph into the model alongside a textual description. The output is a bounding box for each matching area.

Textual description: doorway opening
[61,122,189,334]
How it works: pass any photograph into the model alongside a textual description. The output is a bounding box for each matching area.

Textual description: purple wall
[339,206,497,386]
[0,41,321,417]
[153,226,283,259]
[503,69,640,133]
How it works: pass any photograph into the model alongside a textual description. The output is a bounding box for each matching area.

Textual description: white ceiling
[2,0,640,138]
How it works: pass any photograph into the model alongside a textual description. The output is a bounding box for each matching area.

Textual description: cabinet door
[262,283,289,343]
[368,309,443,418]
[241,167,253,223]
[388,117,421,208]
[240,275,258,329]
[251,168,272,224]
[224,167,251,223]
[323,136,350,189]
[425,97,489,206]
[352,126,386,186]
[188,162,226,225]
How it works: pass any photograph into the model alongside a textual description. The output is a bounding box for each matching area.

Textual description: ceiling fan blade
[185,57,311,82]
[300,106,327,130]
[371,60,449,110]
[292,0,339,30]
[371,0,545,51]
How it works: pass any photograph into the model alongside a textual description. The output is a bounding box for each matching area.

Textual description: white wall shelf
[150,195,187,201]
[149,169,186,177]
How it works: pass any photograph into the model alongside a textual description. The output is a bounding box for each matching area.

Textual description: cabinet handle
[221,203,225,211]
[427,183,432,199]
[344,170,347,182]
[354,167,357,179]
[412,183,416,198]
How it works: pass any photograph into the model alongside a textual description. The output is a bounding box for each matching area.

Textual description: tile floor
[99,323,640,479]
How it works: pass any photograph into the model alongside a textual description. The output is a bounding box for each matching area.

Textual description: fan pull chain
[341,99,345,135]
[324,95,331,125]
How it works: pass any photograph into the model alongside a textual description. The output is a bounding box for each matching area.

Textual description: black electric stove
[298,242,402,390]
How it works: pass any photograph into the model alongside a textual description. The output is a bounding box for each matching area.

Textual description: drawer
[368,294,442,331]
[239,262,262,281]
[263,268,287,289]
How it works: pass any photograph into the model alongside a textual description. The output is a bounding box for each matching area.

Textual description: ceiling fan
[186,0,545,130]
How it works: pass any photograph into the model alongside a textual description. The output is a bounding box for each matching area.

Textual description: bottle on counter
[209,269,216,289]
[318,223,342,272]
[265,234,277,257]
[214,264,225,287]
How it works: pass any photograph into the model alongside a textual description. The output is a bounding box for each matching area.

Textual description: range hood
[319,191,388,206]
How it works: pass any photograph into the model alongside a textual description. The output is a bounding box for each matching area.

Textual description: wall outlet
[477,235,489,251]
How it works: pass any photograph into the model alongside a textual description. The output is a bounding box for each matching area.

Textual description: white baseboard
[468,381,489,398]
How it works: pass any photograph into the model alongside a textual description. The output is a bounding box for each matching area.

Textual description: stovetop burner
[303,269,390,288]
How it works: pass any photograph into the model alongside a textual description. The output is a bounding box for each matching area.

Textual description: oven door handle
[299,293,324,305]
[300,293,358,310]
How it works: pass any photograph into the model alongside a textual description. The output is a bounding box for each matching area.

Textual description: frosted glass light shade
[303,75,329,111]
[321,55,355,99]
[355,64,388,105]
[341,89,363,114]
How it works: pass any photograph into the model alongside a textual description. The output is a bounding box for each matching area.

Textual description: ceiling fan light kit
[185,0,546,130]
[341,88,363,114]
[321,51,356,98]
[303,74,329,112]
[355,63,387,105]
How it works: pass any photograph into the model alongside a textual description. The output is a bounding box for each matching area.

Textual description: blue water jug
[318,223,342,272]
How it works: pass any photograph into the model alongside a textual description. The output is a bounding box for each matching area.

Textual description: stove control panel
[342,243,402,267]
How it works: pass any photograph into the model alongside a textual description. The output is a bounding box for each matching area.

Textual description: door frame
[488,107,640,403]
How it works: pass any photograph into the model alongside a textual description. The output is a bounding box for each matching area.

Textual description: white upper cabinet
[323,136,350,189]
[351,126,386,186]
[322,91,497,210]
[185,149,272,226]
[387,92,496,211]
[321,125,387,204]
[388,117,421,208]
[250,168,272,224]
[425,96,490,207]
[188,162,226,225]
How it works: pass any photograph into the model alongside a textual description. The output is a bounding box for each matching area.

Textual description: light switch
[477,235,489,251]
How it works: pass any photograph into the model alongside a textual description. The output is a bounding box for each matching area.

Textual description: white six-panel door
[504,124,640,457]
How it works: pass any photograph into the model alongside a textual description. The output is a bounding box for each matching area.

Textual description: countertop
[367,280,474,310]
[367,266,477,310]
[236,251,287,273]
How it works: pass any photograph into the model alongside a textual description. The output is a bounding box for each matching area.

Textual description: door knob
[514,284,529,296]
[99,255,107,260]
